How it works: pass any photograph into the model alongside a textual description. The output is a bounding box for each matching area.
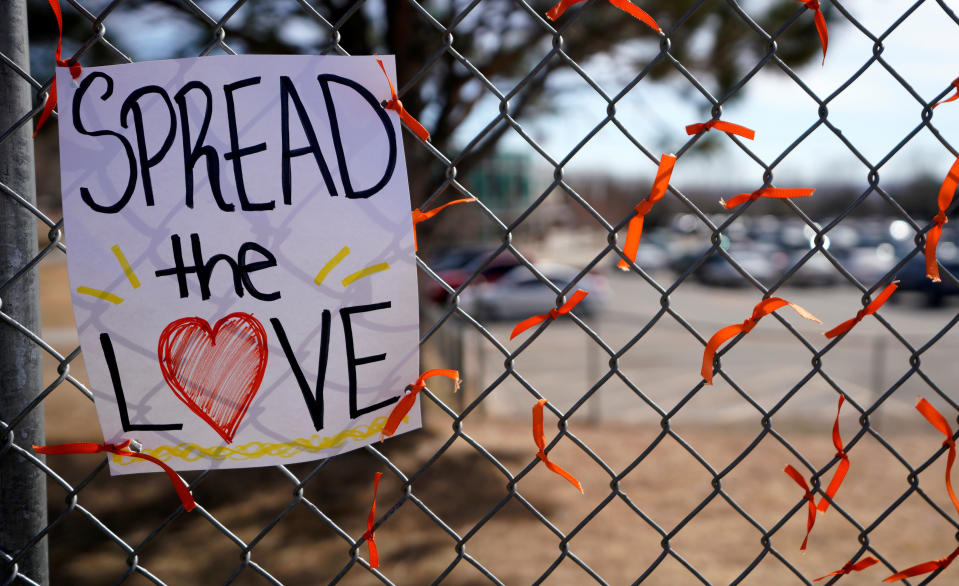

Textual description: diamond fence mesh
[3,0,959,584]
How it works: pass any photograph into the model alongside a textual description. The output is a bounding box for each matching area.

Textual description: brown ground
[35,258,959,585]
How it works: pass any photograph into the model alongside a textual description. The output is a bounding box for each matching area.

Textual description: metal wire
[2,0,959,583]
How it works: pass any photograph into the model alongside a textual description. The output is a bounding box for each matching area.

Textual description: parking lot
[438,266,959,429]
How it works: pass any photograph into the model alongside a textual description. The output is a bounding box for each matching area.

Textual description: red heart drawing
[158,313,268,443]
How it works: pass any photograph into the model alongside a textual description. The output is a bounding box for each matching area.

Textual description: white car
[462,263,608,321]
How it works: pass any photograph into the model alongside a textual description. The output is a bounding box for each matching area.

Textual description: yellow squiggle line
[342,262,390,287]
[113,415,405,464]
[314,246,350,286]
[76,286,124,305]
[111,244,141,289]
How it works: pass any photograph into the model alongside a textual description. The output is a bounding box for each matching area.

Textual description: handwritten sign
[57,55,420,474]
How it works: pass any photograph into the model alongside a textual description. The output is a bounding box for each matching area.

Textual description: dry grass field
[35,257,959,585]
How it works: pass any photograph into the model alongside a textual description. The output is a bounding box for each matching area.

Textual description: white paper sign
[57,55,420,474]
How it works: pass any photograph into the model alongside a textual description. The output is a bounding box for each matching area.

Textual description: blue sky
[459,0,959,188]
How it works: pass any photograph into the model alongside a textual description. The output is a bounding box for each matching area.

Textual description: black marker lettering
[101,333,182,431]
[72,72,138,213]
[317,74,397,199]
[270,313,330,431]
[223,77,273,211]
[280,76,338,203]
[340,301,397,419]
[120,85,176,207]
[174,81,234,211]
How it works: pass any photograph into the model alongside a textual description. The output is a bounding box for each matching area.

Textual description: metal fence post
[0,0,49,584]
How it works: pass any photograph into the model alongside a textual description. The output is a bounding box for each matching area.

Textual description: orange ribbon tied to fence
[720,187,815,210]
[546,0,661,32]
[685,120,756,140]
[824,282,898,339]
[376,57,429,142]
[411,198,476,251]
[884,545,959,582]
[362,472,383,569]
[511,289,589,340]
[796,0,828,65]
[926,156,959,282]
[883,398,959,581]
[816,395,850,514]
[34,0,83,137]
[33,440,195,511]
[784,464,818,550]
[701,297,821,385]
[814,557,878,581]
[617,154,676,271]
[382,369,460,439]
[533,399,583,493]
[932,77,959,109]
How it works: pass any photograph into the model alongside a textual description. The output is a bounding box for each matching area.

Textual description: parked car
[895,238,959,306]
[426,248,528,304]
[462,263,608,321]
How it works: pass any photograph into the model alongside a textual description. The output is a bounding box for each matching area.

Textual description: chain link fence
[3,0,959,583]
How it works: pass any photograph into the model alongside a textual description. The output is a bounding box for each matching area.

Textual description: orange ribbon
[932,77,959,110]
[796,0,828,65]
[685,120,756,140]
[926,156,959,282]
[885,545,959,583]
[720,187,815,209]
[546,0,661,32]
[533,399,583,493]
[382,369,459,439]
[510,289,589,340]
[701,297,821,385]
[815,557,878,581]
[917,398,959,516]
[375,57,429,142]
[883,399,959,581]
[824,282,898,339]
[33,440,195,511]
[617,154,676,271]
[784,464,817,550]
[34,0,83,137]
[816,395,850,513]
[411,198,476,251]
[362,471,383,569]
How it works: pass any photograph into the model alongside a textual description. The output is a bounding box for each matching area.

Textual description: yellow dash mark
[110,244,140,289]
[76,286,124,305]
[342,262,390,287]
[314,246,351,286]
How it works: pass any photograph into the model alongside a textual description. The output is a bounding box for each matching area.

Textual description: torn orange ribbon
[510,289,589,340]
[720,187,815,209]
[784,464,817,550]
[375,57,429,142]
[883,399,959,582]
[617,154,676,271]
[362,471,383,569]
[926,156,959,282]
[824,282,898,339]
[816,394,849,514]
[814,557,878,581]
[546,0,661,32]
[533,399,583,493]
[685,120,756,141]
[34,0,83,137]
[932,77,959,109]
[701,297,821,385]
[796,0,828,65]
[411,198,476,251]
[33,440,195,511]
[381,369,459,439]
